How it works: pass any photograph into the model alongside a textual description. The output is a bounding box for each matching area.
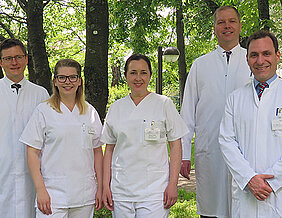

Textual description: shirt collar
[4,76,27,89]
[217,43,240,54]
[254,74,277,88]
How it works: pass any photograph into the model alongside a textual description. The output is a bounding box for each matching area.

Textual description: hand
[180,160,191,180]
[247,174,274,201]
[95,188,103,211]
[102,187,114,211]
[37,188,52,215]
[163,183,178,209]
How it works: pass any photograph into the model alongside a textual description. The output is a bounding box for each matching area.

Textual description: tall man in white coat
[0,39,49,218]
[180,6,252,218]
[219,31,281,218]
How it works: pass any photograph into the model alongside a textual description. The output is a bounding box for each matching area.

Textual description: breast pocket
[82,124,96,149]
[143,120,166,146]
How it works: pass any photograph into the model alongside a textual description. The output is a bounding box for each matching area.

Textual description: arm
[164,139,182,209]
[27,146,52,215]
[102,144,115,211]
[180,63,198,179]
[219,94,273,200]
[94,146,103,211]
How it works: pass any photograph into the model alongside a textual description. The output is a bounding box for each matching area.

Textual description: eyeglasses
[1,55,26,63]
[55,75,80,83]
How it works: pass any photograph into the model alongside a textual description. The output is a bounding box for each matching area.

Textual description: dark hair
[0,38,27,57]
[124,54,152,76]
[247,30,279,53]
[213,6,241,23]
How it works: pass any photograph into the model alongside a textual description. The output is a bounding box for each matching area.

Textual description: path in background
[177,169,196,192]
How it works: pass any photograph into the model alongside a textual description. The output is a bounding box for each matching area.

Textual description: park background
[1,0,281,217]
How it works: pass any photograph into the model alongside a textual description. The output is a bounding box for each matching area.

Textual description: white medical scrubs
[101,93,188,202]
[181,44,252,217]
[0,76,49,218]
[20,101,102,209]
[219,77,282,218]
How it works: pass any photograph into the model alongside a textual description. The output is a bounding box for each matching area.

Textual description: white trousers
[36,204,94,218]
[112,201,169,218]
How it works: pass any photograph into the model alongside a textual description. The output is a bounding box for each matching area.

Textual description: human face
[214,8,242,50]
[247,36,280,83]
[54,66,81,99]
[125,59,151,97]
[0,46,27,83]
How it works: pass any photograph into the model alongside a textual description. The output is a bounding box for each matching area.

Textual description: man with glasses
[0,38,49,218]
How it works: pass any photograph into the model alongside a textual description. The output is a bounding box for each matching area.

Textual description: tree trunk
[85,0,109,120]
[111,59,121,87]
[27,0,51,94]
[27,41,36,82]
[257,0,270,30]
[176,3,187,106]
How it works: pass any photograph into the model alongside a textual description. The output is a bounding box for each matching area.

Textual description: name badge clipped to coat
[144,121,160,141]
[82,123,96,135]
[272,108,282,136]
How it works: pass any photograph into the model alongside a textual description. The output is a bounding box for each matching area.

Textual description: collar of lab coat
[4,76,27,89]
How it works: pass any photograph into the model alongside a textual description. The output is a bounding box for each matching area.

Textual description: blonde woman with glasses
[20,59,103,218]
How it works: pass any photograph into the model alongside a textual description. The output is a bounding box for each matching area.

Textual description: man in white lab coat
[219,31,282,217]
[180,6,252,218]
[0,39,49,218]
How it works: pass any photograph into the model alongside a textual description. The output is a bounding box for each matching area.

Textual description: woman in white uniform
[20,59,103,218]
[101,54,188,217]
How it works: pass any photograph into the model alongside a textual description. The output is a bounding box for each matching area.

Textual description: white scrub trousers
[36,204,94,218]
[112,200,169,218]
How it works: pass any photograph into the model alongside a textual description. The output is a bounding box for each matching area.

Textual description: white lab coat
[101,93,188,201]
[0,76,49,218]
[181,44,252,217]
[219,77,282,218]
[20,101,102,208]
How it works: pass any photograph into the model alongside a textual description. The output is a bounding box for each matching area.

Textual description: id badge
[144,127,160,141]
[88,127,96,135]
[272,118,282,131]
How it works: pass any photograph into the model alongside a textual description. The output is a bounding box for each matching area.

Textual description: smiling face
[125,59,151,97]
[247,36,280,83]
[54,66,81,99]
[214,8,242,50]
[0,46,27,83]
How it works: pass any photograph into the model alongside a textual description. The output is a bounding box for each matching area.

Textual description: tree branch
[0,20,15,38]
[17,0,27,12]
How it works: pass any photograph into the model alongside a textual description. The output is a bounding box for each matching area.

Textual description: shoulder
[110,95,129,108]
[230,81,253,98]
[25,80,49,93]
[85,101,99,114]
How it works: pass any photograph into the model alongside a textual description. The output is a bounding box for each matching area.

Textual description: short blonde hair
[47,59,88,114]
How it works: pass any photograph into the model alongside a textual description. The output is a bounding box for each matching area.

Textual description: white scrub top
[101,93,188,202]
[181,44,252,217]
[0,76,49,218]
[20,101,102,208]
[219,77,282,218]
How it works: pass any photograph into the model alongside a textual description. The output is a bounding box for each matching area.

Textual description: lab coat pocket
[143,120,166,146]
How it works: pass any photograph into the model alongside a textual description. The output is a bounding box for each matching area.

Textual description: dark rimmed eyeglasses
[1,55,26,63]
[55,75,80,83]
